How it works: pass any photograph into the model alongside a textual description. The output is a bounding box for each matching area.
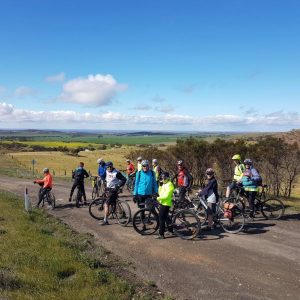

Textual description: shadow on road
[280,212,300,221]
[243,222,275,235]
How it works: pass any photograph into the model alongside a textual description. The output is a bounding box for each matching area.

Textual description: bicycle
[132,197,201,240]
[189,195,245,234]
[91,176,106,200]
[34,182,55,209]
[126,172,136,193]
[226,185,285,220]
[72,185,84,208]
[88,188,131,226]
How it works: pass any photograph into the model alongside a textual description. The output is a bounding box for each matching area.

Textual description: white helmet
[152,158,158,164]
[97,158,103,164]
[137,156,142,161]
[43,168,49,173]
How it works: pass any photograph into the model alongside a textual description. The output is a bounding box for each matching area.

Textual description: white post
[24,186,32,212]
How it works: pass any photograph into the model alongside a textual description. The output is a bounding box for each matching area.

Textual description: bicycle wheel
[92,186,98,200]
[47,191,56,209]
[172,209,200,240]
[114,200,131,226]
[132,209,159,235]
[261,198,285,220]
[89,198,105,220]
[225,197,246,211]
[75,188,82,208]
[218,206,245,234]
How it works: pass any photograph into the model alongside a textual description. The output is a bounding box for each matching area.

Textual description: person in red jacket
[34,167,53,207]
[173,160,193,203]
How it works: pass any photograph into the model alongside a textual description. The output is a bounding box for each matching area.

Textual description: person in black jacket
[69,162,89,204]
[198,168,219,230]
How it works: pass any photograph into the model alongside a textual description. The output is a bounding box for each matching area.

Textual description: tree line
[128,136,300,198]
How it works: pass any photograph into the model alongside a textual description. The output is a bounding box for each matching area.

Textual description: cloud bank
[1,102,299,131]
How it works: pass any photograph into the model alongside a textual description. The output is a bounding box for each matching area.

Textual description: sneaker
[101,220,109,226]
[155,235,165,239]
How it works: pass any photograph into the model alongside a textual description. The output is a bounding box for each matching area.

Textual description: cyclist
[69,162,89,205]
[173,160,193,204]
[198,168,219,230]
[34,167,53,207]
[101,161,127,225]
[225,154,245,199]
[241,159,262,219]
[133,159,158,211]
[126,159,135,190]
[156,172,174,239]
[137,156,143,171]
[126,159,135,175]
[152,158,162,186]
[97,158,107,188]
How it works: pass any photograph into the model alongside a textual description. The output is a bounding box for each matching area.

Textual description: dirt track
[1,175,300,300]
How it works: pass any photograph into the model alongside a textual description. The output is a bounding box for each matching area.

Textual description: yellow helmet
[232,154,241,161]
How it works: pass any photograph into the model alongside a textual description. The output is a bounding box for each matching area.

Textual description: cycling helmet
[43,167,49,173]
[177,160,183,166]
[161,171,170,179]
[141,159,149,167]
[137,156,142,161]
[152,158,158,164]
[97,158,103,164]
[244,158,252,165]
[106,161,113,168]
[206,168,215,175]
[126,159,130,162]
[232,154,241,161]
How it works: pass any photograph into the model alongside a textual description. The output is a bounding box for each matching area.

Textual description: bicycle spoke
[173,209,200,240]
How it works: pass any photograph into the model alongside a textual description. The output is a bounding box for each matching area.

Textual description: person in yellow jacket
[156,172,174,239]
[225,154,245,199]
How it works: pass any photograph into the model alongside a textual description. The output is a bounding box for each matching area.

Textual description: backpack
[251,168,262,186]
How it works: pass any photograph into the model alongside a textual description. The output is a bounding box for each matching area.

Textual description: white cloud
[59,74,127,106]
[1,102,300,131]
[14,86,38,97]
[45,72,65,82]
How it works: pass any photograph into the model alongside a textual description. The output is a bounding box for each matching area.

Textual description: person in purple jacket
[198,168,219,230]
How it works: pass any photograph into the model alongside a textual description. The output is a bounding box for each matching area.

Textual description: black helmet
[161,172,170,179]
[106,161,113,168]
[205,168,215,175]
[244,158,252,166]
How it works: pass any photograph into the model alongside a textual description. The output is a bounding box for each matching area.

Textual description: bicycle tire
[47,191,56,209]
[114,200,131,226]
[189,197,208,226]
[89,198,105,220]
[261,198,285,220]
[92,186,98,200]
[75,188,82,208]
[172,209,200,240]
[225,197,246,211]
[132,208,159,235]
[218,206,245,234]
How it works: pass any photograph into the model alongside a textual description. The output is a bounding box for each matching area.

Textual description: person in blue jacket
[133,159,158,209]
[241,158,262,219]
[97,158,107,189]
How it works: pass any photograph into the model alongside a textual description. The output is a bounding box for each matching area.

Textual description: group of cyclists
[34,153,263,238]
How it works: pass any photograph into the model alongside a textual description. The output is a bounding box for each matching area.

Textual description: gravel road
[1,175,300,300]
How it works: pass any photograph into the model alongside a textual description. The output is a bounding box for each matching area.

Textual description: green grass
[0,190,162,300]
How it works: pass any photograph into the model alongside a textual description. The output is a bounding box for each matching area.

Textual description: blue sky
[0,0,299,131]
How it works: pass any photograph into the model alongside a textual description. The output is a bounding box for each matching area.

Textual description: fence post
[24,186,32,212]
